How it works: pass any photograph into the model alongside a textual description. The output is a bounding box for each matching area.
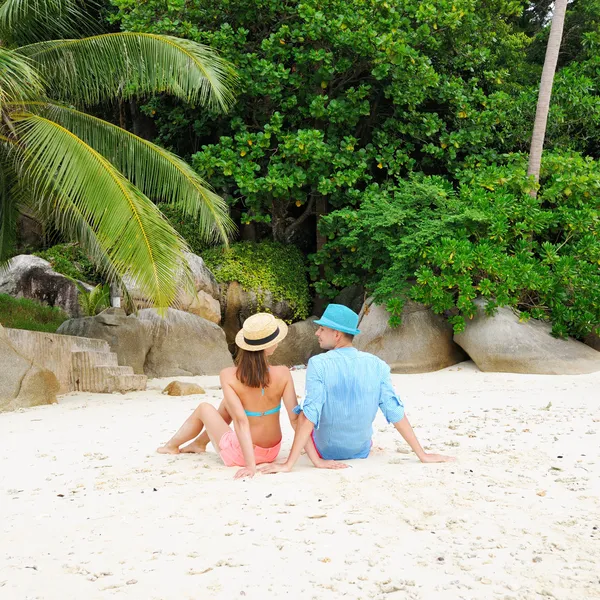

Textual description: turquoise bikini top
[244,404,282,417]
[244,385,281,417]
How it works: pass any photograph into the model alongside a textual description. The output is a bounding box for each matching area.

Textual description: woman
[157,313,325,478]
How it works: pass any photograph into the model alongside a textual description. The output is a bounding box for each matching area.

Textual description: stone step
[72,350,119,371]
[73,365,145,393]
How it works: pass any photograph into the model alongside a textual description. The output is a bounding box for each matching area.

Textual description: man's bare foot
[157,445,180,454]
[180,440,207,454]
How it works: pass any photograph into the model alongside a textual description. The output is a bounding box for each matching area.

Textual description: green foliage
[0,293,69,332]
[110,0,534,246]
[35,243,102,284]
[75,282,110,316]
[109,0,600,338]
[159,203,210,255]
[412,152,600,339]
[316,151,600,339]
[203,241,310,321]
[312,175,458,324]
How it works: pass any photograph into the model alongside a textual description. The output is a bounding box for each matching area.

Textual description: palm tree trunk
[527,0,569,197]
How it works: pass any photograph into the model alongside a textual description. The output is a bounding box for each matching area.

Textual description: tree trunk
[527,0,568,197]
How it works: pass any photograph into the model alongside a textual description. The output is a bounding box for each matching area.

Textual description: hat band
[243,327,280,346]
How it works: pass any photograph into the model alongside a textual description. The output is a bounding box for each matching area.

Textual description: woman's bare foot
[157,444,180,454]
[180,440,208,454]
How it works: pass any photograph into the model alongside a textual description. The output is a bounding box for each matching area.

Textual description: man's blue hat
[314,304,361,336]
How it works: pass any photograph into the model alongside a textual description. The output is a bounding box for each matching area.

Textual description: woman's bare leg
[157,403,231,454]
[181,401,232,453]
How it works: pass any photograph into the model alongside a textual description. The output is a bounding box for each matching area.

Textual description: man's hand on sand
[419,453,455,463]
[234,467,256,479]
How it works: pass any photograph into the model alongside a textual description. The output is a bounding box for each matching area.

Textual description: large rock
[355,300,467,373]
[123,252,221,323]
[0,324,60,412]
[270,317,324,366]
[221,281,295,349]
[57,308,151,375]
[0,254,88,317]
[455,299,600,375]
[333,285,364,315]
[138,308,233,377]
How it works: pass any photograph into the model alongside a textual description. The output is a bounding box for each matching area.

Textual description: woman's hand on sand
[315,459,350,470]
[419,453,455,463]
[234,467,256,479]
[259,462,292,474]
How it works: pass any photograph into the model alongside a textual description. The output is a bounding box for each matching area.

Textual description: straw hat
[235,313,288,352]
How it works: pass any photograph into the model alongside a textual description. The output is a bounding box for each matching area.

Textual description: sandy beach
[2,361,599,600]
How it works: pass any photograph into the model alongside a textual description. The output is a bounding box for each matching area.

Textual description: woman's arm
[220,371,256,477]
[281,367,299,427]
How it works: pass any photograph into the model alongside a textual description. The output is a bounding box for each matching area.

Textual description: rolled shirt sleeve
[298,357,326,429]
[378,363,405,424]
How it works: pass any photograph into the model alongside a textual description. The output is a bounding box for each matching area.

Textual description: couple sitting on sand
[158,304,454,478]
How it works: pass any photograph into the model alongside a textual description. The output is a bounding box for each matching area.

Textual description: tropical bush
[0,294,69,332]
[35,243,102,284]
[75,283,111,316]
[203,241,310,321]
[315,152,600,339]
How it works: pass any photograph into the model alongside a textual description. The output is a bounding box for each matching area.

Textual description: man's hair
[342,332,355,342]
[235,349,271,388]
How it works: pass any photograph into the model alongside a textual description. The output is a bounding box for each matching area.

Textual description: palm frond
[13,113,192,308]
[18,101,235,244]
[18,33,237,111]
[0,0,95,45]
[0,48,42,107]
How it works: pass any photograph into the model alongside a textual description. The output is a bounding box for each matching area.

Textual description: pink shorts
[218,430,281,467]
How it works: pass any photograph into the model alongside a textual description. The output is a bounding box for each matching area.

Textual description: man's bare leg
[181,400,232,454]
[157,403,230,454]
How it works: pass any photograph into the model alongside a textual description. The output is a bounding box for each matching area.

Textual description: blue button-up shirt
[295,347,405,460]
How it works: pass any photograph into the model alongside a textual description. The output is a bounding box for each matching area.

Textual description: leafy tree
[0,0,236,309]
[110,0,532,251]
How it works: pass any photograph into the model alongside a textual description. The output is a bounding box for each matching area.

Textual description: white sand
[1,361,599,600]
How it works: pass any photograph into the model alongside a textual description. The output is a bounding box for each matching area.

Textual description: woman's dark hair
[235,348,271,389]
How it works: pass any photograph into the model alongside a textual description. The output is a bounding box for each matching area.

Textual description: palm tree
[527,0,569,196]
[0,0,236,308]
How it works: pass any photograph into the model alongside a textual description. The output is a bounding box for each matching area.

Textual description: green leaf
[20,101,235,244]
[18,32,237,110]
[0,0,95,45]
[0,47,42,106]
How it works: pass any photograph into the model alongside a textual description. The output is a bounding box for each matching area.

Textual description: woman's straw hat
[235,313,288,352]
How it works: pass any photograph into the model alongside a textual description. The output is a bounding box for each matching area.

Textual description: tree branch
[283,193,316,242]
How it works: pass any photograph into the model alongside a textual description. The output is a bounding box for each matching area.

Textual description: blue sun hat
[314,304,361,336]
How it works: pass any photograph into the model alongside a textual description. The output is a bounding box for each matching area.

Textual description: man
[261,304,454,473]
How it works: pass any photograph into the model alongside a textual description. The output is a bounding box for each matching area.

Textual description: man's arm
[261,412,348,473]
[379,363,454,464]
[393,415,454,463]
[279,368,331,468]
[261,359,348,473]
